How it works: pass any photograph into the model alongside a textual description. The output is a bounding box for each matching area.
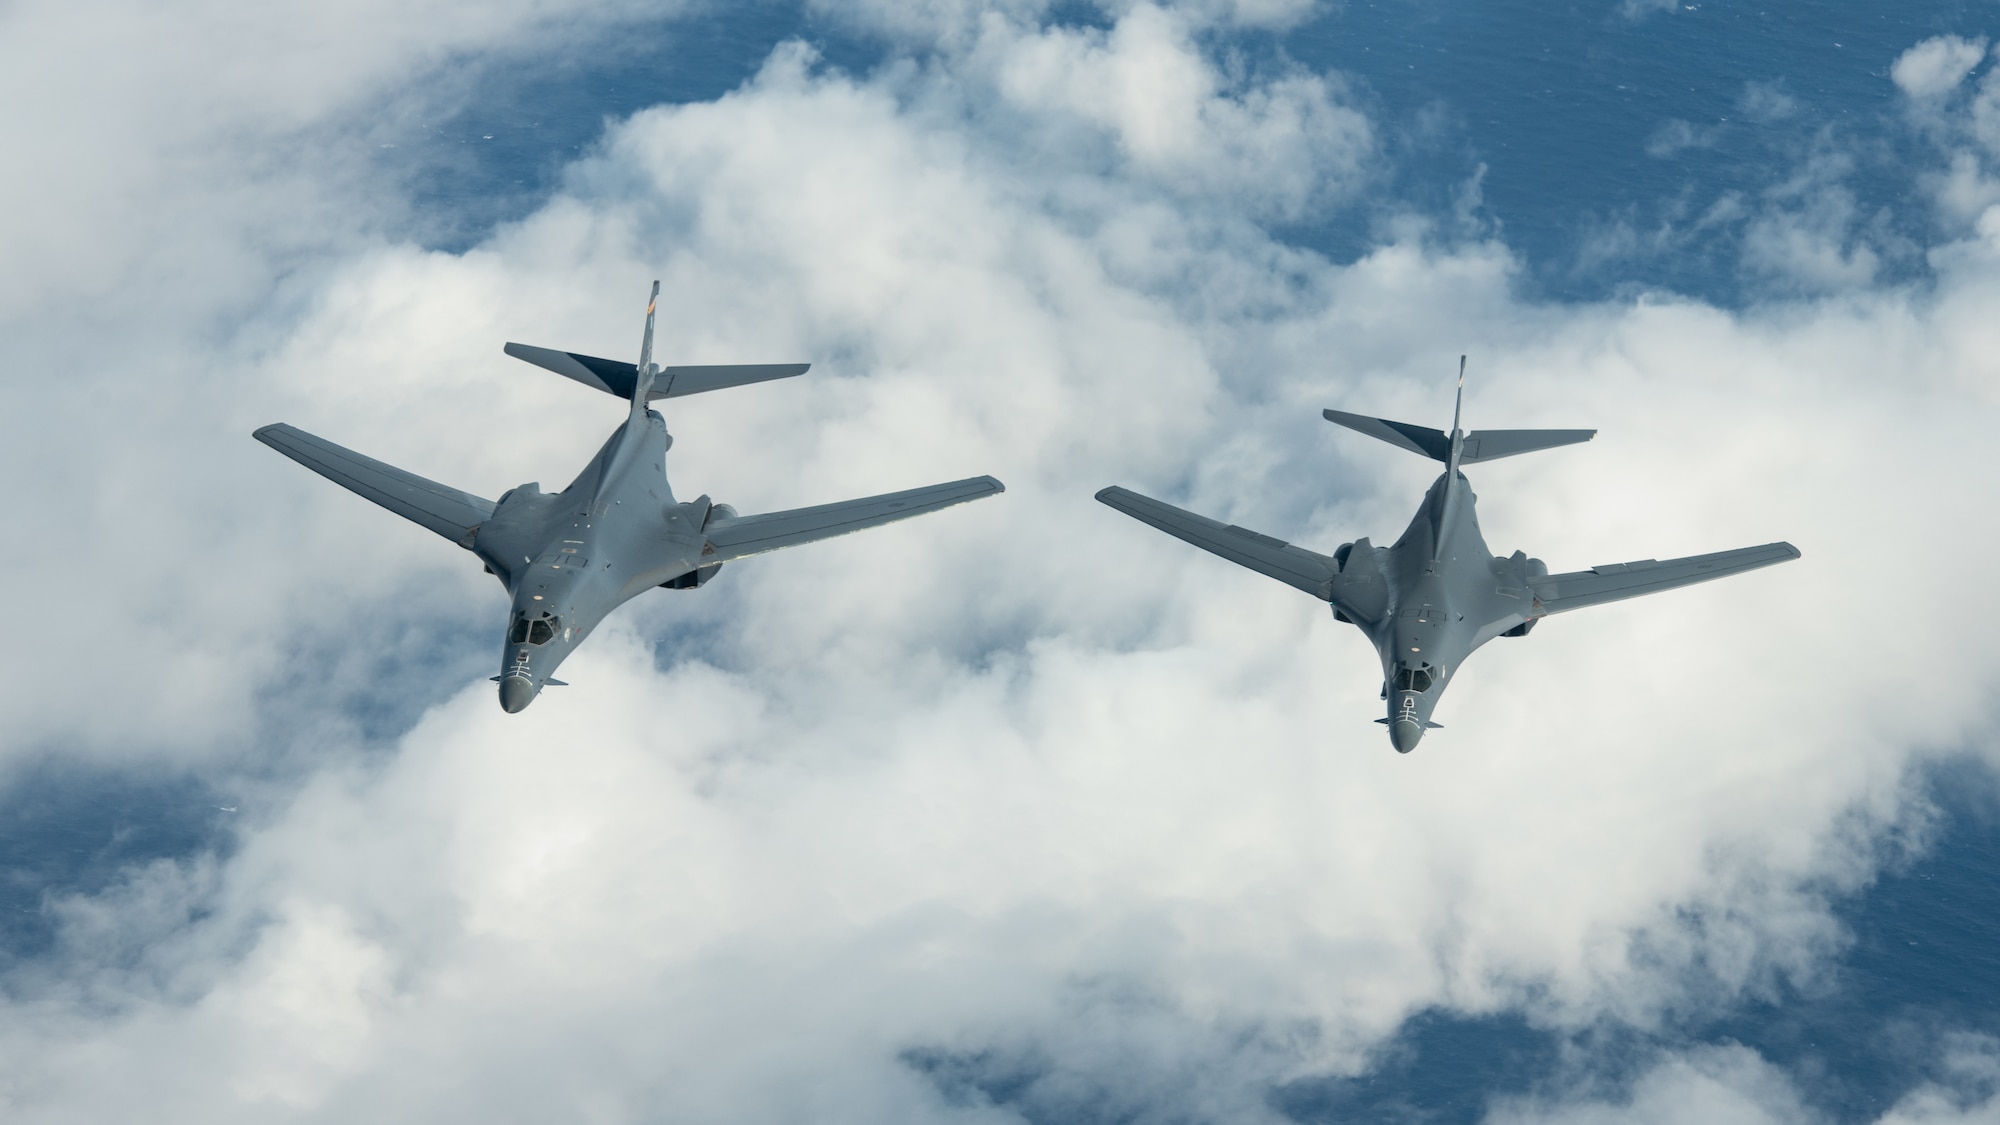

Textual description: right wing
[1530,542,1801,615]
[253,423,495,548]
[702,476,1004,562]
[1095,486,1362,609]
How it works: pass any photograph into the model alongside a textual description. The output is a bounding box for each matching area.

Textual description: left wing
[1530,542,1800,615]
[1094,486,1389,623]
[702,476,1004,562]
[254,423,495,547]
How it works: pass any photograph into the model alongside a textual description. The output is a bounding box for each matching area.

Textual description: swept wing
[254,423,495,547]
[703,476,1004,562]
[1530,542,1800,615]
[1094,486,1388,620]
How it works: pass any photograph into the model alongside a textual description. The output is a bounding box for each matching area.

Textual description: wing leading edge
[253,423,495,547]
[1530,542,1801,615]
[703,476,1004,562]
[1094,486,1385,621]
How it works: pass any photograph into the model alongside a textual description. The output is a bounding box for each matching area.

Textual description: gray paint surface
[1098,366,1798,752]
[256,283,1003,712]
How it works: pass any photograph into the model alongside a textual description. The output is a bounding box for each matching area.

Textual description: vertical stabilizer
[1456,350,1472,472]
[1433,356,1467,562]
[597,281,664,503]
[630,281,661,421]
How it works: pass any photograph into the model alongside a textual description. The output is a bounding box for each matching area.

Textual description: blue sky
[3,1,2000,1122]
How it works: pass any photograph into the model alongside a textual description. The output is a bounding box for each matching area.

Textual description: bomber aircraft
[257,282,1004,713]
[1097,360,1798,752]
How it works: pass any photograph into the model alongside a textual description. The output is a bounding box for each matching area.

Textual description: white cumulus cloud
[0,5,1998,1125]
[1892,36,1989,100]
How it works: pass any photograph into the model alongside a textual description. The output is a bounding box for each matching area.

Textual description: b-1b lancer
[257,283,1003,712]
[1097,361,1798,752]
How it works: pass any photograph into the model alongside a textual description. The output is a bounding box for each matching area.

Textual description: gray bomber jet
[257,283,1003,713]
[1097,361,1798,752]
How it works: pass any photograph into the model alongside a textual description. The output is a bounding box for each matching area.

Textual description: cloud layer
[2,3,1998,1122]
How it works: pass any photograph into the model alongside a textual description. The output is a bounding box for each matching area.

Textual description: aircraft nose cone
[498,675,537,714]
[1390,718,1425,754]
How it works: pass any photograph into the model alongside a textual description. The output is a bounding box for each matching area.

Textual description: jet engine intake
[661,563,723,590]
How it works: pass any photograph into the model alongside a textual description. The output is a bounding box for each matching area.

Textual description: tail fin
[1435,356,1468,563]
[1445,355,1467,480]
[630,280,661,421]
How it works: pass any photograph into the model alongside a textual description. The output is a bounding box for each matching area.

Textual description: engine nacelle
[704,502,739,527]
[661,563,723,590]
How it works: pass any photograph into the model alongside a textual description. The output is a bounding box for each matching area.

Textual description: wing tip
[1094,485,1129,504]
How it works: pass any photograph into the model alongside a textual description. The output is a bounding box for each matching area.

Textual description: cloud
[1646,119,1721,159]
[1892,36,1989,100]
[1738,81,1798,125]
[3,6,2000,1124]
[1490,1045,1814,1125]
[1616,0,1682,22]
[1492,1036,2000,1125]
[976,4,1373,220]
[1876,1034,2000,1124]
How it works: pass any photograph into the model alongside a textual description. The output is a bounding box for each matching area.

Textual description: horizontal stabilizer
[1095,486,1387,622]
[1324,409,1594,464]
[254,424,495,547]
[1458,429,1595,463]
[703,476,1004,562]
[1323,410,1450,460]
[504,343,809,401]
[1530,542,1801,615]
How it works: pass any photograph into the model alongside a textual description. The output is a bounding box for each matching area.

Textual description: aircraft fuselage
[469,410,714,711]
[1348,472,1547,752]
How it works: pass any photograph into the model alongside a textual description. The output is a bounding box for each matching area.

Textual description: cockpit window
[510,613,562,646]
[1393,667,1433,693]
